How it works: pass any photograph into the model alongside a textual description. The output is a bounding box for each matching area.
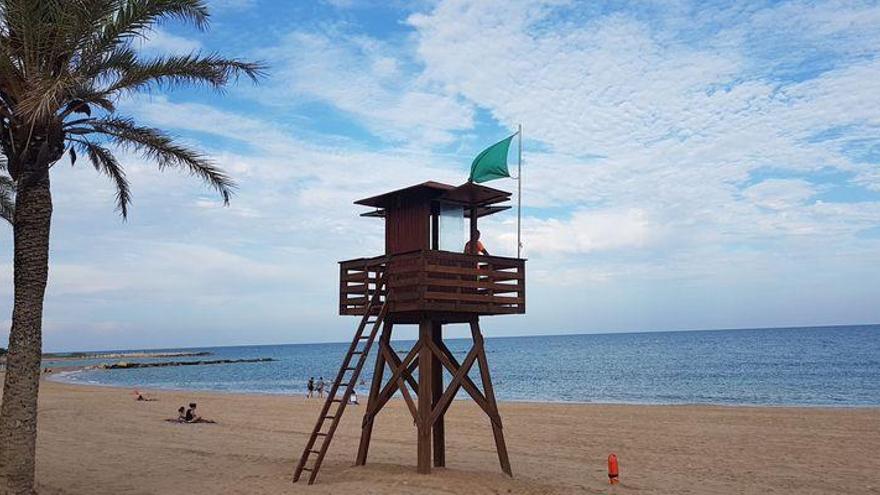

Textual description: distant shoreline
[43,351,213,361]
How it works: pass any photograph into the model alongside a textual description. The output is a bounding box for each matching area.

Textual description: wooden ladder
[293,275,388,485]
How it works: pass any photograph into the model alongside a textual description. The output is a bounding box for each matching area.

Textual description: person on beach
[306,377,315,399]
[134,389,157,401]
[184,402,216,424]
[464,229,490,255]
[176,406,186,422]
[350,378,367,405]
[316,377,325,398]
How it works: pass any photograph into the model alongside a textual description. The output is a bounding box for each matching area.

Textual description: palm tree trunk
[0,172,52,495]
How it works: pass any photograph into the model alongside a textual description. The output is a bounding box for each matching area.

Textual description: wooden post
[417,319,433,474]
[470,317,512,476]
[469,205,478,254]
[356,321,392,465]
[431,321,445,467]
[431,210,439,250]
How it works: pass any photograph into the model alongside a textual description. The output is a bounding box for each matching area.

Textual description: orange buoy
[608,453,619,484]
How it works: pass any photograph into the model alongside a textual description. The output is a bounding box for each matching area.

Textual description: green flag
[469,133,516,183]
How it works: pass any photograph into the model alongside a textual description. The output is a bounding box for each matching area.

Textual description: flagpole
[517,123,522,259]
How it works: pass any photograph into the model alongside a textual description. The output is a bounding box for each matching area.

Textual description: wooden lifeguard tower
[293,181,526,484]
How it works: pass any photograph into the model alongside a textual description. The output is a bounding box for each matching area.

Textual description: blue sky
[2,0,880,352]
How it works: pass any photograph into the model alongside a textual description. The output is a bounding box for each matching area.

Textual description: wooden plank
[418,302,524,315]
[423,291,524,304]
[341,283,367,293]
[424,263,525,280]
[422,264,485,277]
[420,277,520,292]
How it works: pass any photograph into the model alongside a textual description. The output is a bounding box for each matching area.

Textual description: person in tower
[464,229,490,255]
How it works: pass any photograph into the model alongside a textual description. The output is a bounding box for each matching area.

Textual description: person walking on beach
[306,377,315,399]
[316,377,325,398]
[349,379,362,405]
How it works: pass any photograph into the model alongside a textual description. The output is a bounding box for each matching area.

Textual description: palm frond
[16,72,81,121]
[75,116,234,204]
[83,0,210,59]
[103,52,264,95]
[71,138,131,218]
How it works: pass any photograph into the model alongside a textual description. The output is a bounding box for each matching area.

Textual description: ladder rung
[331,399,344,403]
[324,415,336,420]
[358,335,370,339]
[309,449,320,454]
[315,432,328,436]
[301,467,313,472]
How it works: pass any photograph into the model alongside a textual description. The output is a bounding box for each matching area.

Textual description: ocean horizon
[48,323,880,407]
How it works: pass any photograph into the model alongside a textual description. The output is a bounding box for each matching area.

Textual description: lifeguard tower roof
[355,180,512,218]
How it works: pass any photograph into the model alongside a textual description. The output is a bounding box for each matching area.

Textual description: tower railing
[340,250,525,317]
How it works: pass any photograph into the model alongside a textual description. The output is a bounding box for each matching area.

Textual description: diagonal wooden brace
[429,344,480,425]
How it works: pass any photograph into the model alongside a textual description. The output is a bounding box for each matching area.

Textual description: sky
[2,0,880,352]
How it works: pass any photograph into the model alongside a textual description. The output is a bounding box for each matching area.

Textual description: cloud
[742,179,816,211]
[211,0,257,11]
[136,28,202,55]
[506,208,656,256]
[259,29,475,145]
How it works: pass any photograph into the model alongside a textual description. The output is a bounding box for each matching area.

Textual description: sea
[48,324,880,407]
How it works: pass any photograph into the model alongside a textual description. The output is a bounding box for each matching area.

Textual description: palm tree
[0,1,263,491]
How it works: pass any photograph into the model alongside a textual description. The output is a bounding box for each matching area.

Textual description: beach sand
[2,376,878,494]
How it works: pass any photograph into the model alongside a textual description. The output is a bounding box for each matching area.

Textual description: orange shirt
[464,240,486,255]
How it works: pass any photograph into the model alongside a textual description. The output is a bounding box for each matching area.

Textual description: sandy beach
[2,375,877,494]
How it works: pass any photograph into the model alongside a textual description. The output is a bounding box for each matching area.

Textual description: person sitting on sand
[185,402,198,422]
[184,402,216,424]
[464,230,490,255]
[165,406,186,423]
